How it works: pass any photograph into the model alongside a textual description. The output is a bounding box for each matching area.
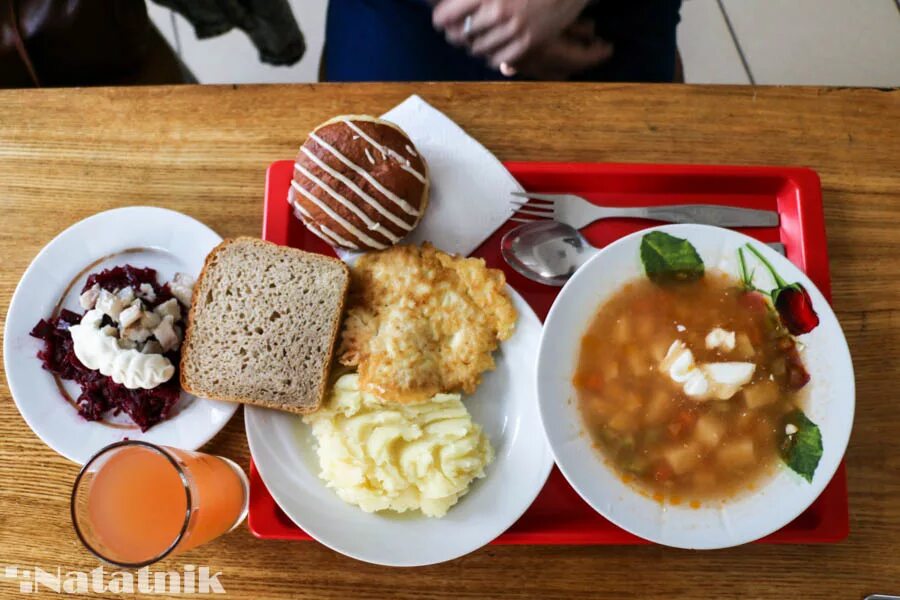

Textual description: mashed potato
[303,373,494,518]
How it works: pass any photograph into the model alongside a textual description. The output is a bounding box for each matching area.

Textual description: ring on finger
[463,13,474,37]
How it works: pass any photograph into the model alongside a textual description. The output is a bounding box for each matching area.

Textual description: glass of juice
[71,441,249,567]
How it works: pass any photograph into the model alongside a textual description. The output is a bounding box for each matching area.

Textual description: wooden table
[0,83,897,599]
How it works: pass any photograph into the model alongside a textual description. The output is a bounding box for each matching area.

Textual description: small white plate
[246,288,553,567]
[3,207,238,464]
[537,224,854,549]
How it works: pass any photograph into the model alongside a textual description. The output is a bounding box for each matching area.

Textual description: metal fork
[511,191,780,229]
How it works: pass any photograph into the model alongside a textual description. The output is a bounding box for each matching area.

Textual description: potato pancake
[339,244,516,402]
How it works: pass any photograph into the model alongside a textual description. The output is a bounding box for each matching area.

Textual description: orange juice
[74,442,248,566]
[167,448,247,551]
[86,445,188,564]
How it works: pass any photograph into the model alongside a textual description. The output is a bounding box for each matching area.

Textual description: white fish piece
[153,315,179,353]
[140,310,161,330]
[118,302,143,329]
[137,283,156,303]
[153,298,181,321]
[170,273,195,307]
[122,324,153,344]
[141,340,164,355]
[79,284,101,310]
[95,289,124,321]
[116,287,136,304]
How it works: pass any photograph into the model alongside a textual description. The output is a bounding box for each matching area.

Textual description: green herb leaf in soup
[640,231,705,283]
[780,409,823,483]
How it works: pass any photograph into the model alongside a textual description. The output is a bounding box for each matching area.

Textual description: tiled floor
[148,0,900,86]
[722,0,900,86]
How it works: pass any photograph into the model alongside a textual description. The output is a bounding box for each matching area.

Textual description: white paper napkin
[381,95,521,256]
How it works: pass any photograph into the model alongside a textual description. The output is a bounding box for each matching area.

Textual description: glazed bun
[288,115,429,251]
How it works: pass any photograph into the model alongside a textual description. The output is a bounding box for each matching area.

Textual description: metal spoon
[500,220,787,287]
[500,221,598,287]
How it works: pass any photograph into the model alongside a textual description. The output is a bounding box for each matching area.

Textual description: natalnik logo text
[3,564,225,594]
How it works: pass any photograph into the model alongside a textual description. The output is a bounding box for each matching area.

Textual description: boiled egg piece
[701,362,756,400]
[705,327,736,352]
[662,340,696,383]
[661,339,755,401]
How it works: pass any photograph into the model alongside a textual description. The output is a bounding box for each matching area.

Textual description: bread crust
[180,237,349,414]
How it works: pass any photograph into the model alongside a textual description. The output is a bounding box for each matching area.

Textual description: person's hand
[433,0,591,69]
[505,21,613,80]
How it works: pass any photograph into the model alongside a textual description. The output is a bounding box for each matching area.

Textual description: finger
[445,4,502,46]
[469,19,520,57]
[499,62,517,77]
[486,33,534,69]
[432,0,481,29]
[445,25,463,46]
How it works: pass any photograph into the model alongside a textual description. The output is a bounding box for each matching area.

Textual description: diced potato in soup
[743,379,780,409]
[716,439,756,468]
[734,332,756,360]
[694,414,725,447]
[574,271,810,504]
[644,390,675,425]
[664,444,703,475]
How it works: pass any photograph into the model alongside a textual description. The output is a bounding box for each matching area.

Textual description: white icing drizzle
[320,224,359,249]
[341,119,428,185]
[309,132,420,216]
[289,190,360,249]
[364,148,375,165]
[399,162,422,182]
[294,161,400,243]
[405,144,418,157]
[299,148,414,231]
[291,180,388,249]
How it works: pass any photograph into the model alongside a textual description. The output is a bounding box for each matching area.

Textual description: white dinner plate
[537,224,854,549]
[3,207,238,464]
[246,288,553,567]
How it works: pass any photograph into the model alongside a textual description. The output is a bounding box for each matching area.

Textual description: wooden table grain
[0,83,898,599]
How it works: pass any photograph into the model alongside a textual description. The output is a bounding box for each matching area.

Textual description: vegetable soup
[574,270,811,503]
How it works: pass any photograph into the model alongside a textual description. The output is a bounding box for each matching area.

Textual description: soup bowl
[536,224,854,549]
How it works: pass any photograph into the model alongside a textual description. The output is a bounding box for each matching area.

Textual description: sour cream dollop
[68,309,175,390]
[303,373,494,518]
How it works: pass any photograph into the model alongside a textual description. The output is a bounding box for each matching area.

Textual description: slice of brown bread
[180,237,349,414]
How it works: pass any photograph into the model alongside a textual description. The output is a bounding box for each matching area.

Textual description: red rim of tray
[249,159,849,545]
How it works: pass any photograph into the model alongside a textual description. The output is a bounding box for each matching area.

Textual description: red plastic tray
[250,159,849,545]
